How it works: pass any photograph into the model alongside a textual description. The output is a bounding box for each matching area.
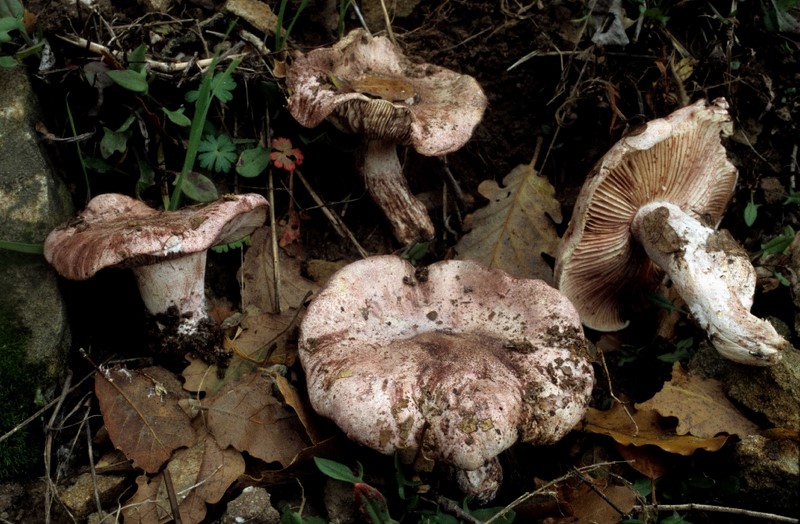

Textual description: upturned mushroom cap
[299,255,594,501]
[286,28,487,156]
[555,98,737,331]
[44,193,269,282]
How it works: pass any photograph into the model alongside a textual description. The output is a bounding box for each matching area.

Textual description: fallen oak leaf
[205,371,310,467]
[635,362,760,439]
[95,366,195,473]
[454,160,562,284]
[583,403,729,455]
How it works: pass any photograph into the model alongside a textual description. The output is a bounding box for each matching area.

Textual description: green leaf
[236,146,271,178]
[198,133,237,173]
[0,0,25,20]
[211,236,250,254]
[471,507,515,523]
[313,457,364,483]
[107,69,149,93]
[100,126,132,159]
[744,193,760,227]
[210,72,237,102]
[128,44,147,73]
[162,106,191,127]
[0,240,43,254]
[135,154,155,197]
[181,171,219,202]
[0,55,17,68]
[761,226,795,256]
[784,188,800,206]
[775,271,791,286]
[0,16,23,43]
[354,483,397,524]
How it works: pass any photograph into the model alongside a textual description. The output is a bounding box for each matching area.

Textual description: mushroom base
[145,306,228,372]
[631,201,788,365]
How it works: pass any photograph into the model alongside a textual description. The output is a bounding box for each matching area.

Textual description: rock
[221,486,281,524]
[734,435,799,515]
[0,67,73,384]
[689,340,800,431]
[59,472,128,518]
[324,479,357,524]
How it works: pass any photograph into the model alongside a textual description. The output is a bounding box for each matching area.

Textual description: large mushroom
[44,193,268,366]
[298,255,594,501]
[555,98,789,366]
[286,29,487,244]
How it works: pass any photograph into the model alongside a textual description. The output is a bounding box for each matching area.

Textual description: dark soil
[3,0,799,522]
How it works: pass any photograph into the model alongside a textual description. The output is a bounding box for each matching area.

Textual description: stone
[221,486,281,524]
[0,67,73,383]
[59,472,128,518]
[734,435,799,515]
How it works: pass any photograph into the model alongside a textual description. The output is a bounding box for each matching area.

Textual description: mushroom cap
[299,255,594,476]
[286,28,487,156]
[44,193,269,281]
[554,98,737,331]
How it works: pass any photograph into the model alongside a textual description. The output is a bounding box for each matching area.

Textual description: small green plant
[743,191,760,226]
[0,0,40,68]
[106,44,150,93]
[274,0,310,55]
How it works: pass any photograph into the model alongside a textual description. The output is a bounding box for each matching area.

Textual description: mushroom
[286,29,487,244]
[555,98,789,366]
[298,255,594,501]
[44,193,268,365]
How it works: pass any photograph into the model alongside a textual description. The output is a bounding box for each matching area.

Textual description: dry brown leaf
[583,403,729,455]
[454,161,562,283]
[272,371,323,444]
[557,482,637,524]
[615,443,668,480]
[238,226,319,313]
[182,309,300,394]
[635,362,760,438]
[205,372,310,467]
[122,429,244,524]
[95,367,195,473]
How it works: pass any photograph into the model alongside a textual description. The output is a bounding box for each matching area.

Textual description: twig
[378,0,397,46]
[44,370,75,524]
[633,503,799,523]
[483,460,632,524]
[84,399,104,517]
[164,469,183,524]
[597,347,639,435]
[268,170,282,314]
[56,34,246,73]
[433,494,482,524]
[349,0,372,36]
[572,466,630,518]
[295,169,370,259]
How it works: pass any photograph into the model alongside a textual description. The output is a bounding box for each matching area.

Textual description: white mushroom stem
[362,139,435,244]
[631,201,788,366]
[131,252,209,333]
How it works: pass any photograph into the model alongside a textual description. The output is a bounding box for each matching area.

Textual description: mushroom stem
[631,201,788,366]
[132,252,209,333]
[362,139,435,243]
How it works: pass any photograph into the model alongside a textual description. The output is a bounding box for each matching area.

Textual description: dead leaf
[205,372,310,467]
[615,444,668,480]
[122,428,244,524]
[95,367,195,473]
[583,403,729,455]
[272,371,323,444]
[238,226,319,313]
[559,482,637,524]
[635,362,760,438]
[454,162,562,283]
[182,309,300,395]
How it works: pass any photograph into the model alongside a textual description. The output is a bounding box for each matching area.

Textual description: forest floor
[1,0,799,523]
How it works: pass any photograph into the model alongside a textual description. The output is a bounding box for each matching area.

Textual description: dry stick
[432,495,482,524]
[634,504,798,523]
[56,34,246,73]
[163,469,183,524]
[482,460,632,524]
[43,370,75,524]
[349,0,372,36]
[378,0,397,45]
[268,170,282,313]
[572,466,630,518]
[84,400,104,517]
[295,169,370,259]
[597,347,639,435]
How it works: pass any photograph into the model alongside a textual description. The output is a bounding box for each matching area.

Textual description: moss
[0,306,46,480]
